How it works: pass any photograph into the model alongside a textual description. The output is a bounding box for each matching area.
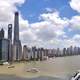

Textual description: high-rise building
[8,24,12,42]
[12,44,17,61]
[31,47,36,60]
[66,48,70,56]
[13,12,22,61]
[56,48,60,57]
[8,24,12,61]
[70,46,73,55]
[74,46,78,55]
[63,48,66,56]
[40,48,44,61]
[0,39,10,61]
[14,12,19,44]
[0,28,4,39]
[23,45,31,60]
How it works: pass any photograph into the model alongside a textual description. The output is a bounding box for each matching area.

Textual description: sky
[0,0,80,49]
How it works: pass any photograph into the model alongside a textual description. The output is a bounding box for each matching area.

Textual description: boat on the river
[8,65,15,68]
[26,68,39,73]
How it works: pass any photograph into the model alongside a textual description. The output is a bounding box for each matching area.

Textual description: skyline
[0,0,80,49]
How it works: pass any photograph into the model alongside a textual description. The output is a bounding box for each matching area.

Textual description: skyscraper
[0,39,10,61]
[8,24,12,61]
[23,45,29,60]
[8,24,12,42]
[0,28,4,39]
[63,48,66,56]
[13,12,22,60]
[14,12,19,44]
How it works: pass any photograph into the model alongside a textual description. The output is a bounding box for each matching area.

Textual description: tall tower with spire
[14,12,19,44]
[13,12,22,60]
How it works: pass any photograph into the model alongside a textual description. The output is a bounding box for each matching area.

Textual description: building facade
[13,12,22,61]
[8,24,12,61]
[0,39,10,61]
[0,28,4,39]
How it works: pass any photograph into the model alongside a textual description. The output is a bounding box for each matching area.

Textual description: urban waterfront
[0,0,80,80]
[0,55,80,80]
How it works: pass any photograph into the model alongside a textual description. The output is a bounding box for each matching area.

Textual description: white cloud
[49,38,80,48]
[55,30,65,37]
[30,12,68,41]
[29,21,56,41]
[20,0,80,48]
[19,16,29,32]
[70,15,80,29]
[0,0,25,22]
[20,29,37,43]
[45,8,53,12]
[70,0,80,13]
[40,11,69,29]
[22,11,70,48]
[1,0,80,48]
[0,0,29,38]
[20,10,80,48]
[73,34,80,40]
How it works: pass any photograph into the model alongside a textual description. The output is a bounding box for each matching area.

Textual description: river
[1,55,80,80]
